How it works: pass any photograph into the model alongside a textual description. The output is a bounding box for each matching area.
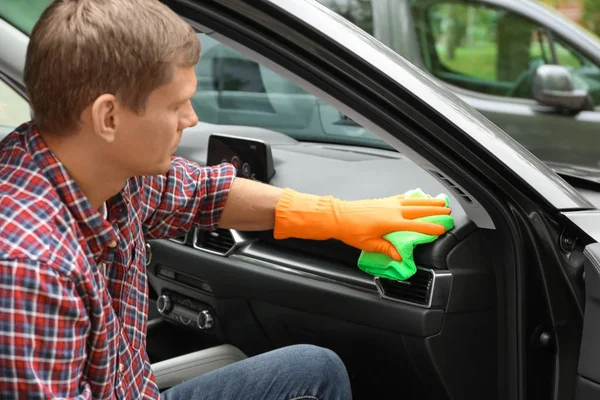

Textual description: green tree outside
[582,0,600,34]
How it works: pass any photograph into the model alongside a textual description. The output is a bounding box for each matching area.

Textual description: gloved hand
[274,189,451,260]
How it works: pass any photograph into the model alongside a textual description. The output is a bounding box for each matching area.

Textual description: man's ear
[91,94,119,143]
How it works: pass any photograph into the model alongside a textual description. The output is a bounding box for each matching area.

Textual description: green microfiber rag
[357,189,454,281]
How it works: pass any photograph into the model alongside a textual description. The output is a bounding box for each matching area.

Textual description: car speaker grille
[194,229,236,255]
[376,269,433,306]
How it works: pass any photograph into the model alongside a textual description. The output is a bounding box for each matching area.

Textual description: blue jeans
[160,344,352,400]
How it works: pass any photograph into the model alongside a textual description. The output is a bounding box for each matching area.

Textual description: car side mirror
[532,65,592,112]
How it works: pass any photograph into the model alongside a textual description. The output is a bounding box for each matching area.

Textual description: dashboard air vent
[375,269,434,306]
[194,229,236,255]
[429,170,474,205]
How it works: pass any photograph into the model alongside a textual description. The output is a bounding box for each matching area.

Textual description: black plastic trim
[240,241,375,290]
[575,376,600,400]
[147,239,445,337]
[578,243,600,383]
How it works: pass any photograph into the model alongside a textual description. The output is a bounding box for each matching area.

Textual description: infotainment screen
[206,134,275,183]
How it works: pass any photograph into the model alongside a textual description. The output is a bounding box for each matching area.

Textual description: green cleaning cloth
[357,189,454,281]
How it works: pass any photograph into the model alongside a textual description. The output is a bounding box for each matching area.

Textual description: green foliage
[583,0,600,34]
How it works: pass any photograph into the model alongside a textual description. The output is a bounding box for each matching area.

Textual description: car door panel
[576,243,600,399]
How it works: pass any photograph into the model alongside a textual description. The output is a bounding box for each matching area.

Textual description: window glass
[313,0,600,105]
[0,80,29,129]
[426,4,544,96]
[192,33,387,149]
[430,4,502,82]
[553,40,582,68]
[413,1,600,100]
[0,0,52,35]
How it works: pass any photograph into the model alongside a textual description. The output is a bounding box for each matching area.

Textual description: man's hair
[24,0,200,133]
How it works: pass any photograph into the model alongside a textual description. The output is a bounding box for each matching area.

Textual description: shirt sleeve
[139,157,236,239]
[0,258,91,399]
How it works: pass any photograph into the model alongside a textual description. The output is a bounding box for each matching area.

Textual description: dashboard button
[179,299,193,325]
[197,310,214,330]
[157,294,173,315]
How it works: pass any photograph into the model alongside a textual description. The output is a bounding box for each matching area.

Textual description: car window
[0,0,52,35]
[193,33,388,149]
[428,4,539,84]
[411,1,600,100]
[0,79,29,129]
[315,0,600,105]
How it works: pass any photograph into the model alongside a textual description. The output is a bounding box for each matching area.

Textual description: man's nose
[180,101,199,129]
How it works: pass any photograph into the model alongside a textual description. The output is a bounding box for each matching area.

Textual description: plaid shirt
[0,122,236,399]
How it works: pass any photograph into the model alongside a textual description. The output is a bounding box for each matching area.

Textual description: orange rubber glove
[274,189,451,260]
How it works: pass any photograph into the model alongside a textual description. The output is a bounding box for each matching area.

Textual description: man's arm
[0,259,91,399]
[140,158,451,260]
[218,178,281,231]
[139,158,237,238]
[218,178,451,260]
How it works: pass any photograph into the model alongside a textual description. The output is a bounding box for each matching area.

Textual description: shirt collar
[23,122,119,261]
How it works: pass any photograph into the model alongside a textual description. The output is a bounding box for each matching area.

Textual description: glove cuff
[273,189,337,240]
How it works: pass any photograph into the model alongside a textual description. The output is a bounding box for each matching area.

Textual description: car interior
[2,2,600,399]
[142,24,508,399]
[146,120,497,400]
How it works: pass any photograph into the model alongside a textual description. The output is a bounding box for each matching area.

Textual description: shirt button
[119,363,124,373]
[108,240,117,248]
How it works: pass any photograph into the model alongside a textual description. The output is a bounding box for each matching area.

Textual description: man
[0,0,451,399]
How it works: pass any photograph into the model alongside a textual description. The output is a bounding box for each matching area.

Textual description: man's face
[110,65,199,177]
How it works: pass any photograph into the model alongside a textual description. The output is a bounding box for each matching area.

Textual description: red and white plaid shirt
[0,122,236,399]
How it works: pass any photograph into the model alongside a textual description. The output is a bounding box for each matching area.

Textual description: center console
[156,291,215,331]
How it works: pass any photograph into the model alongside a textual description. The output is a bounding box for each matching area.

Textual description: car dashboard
[145,122,499,398]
